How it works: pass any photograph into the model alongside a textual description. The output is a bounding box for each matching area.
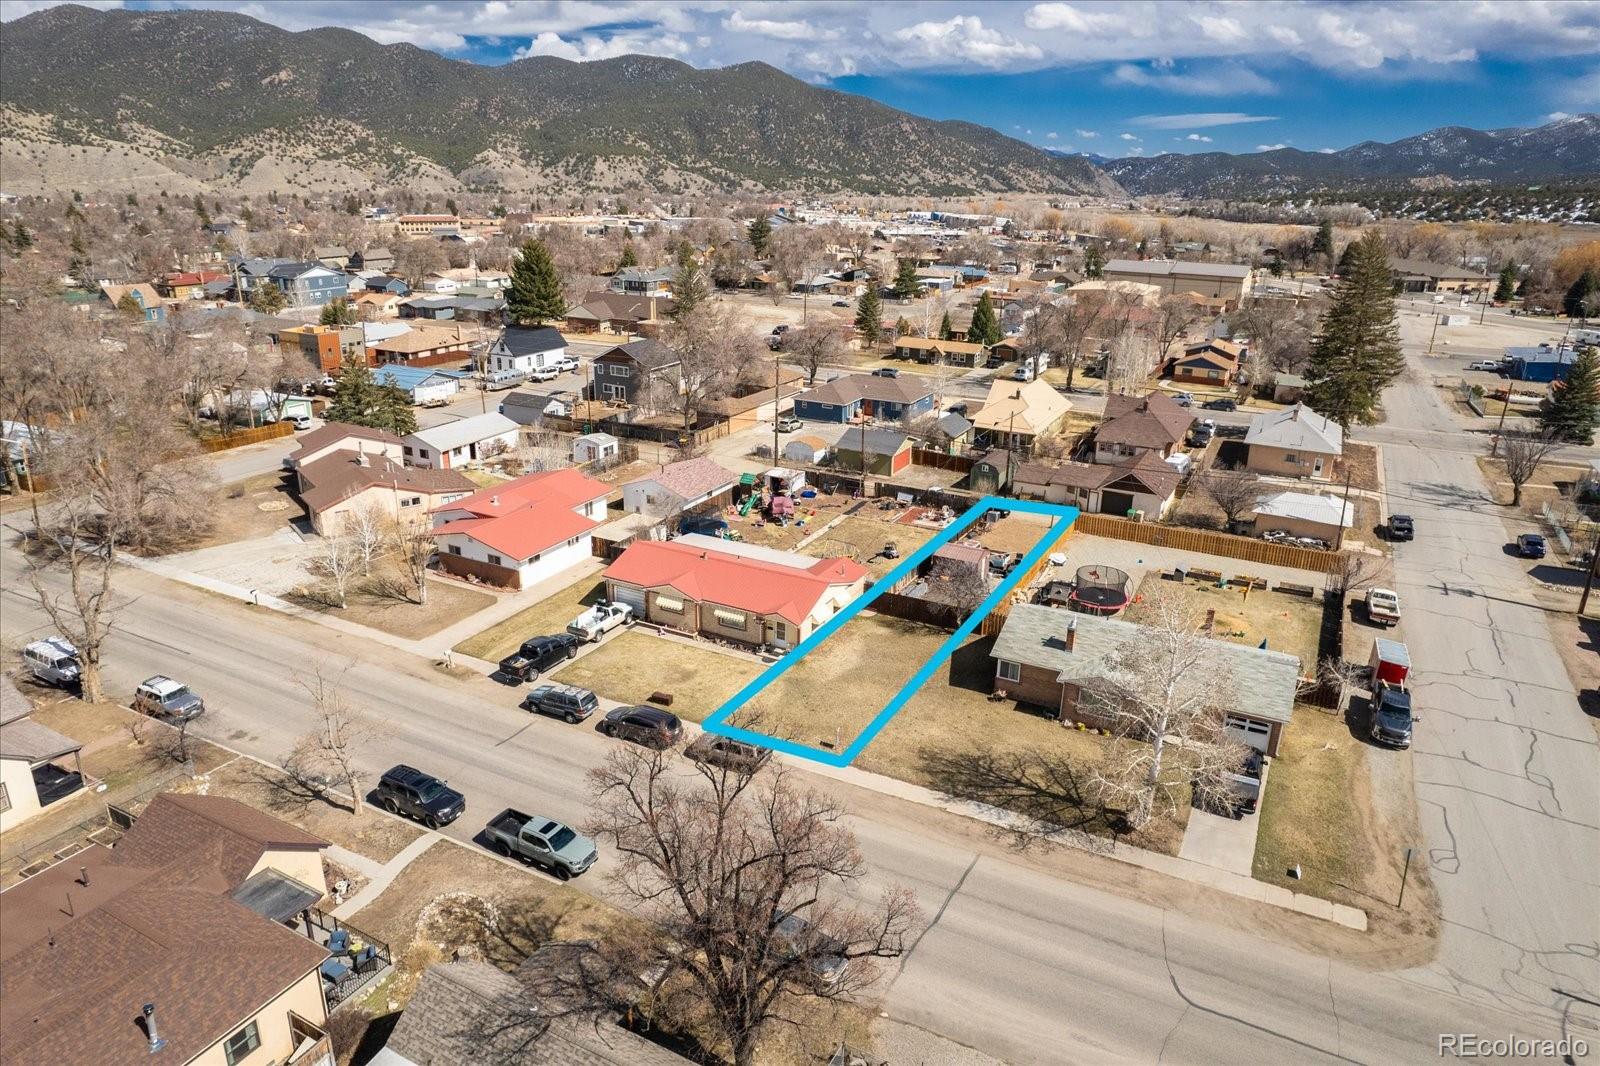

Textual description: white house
[404,412,521,470]
[419,274,460,295]
[430,468,610,590]
[488,327,567,376]
[621,457,737,517]
[573,432,620,464]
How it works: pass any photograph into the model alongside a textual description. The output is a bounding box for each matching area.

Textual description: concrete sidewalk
[332,834,439,920]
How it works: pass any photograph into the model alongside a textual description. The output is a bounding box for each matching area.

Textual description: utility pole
[1580,532,1600,616]
[1335,463,1354,551]
[1490,388,1511,457]
[1425,312,1440,356]
[772,355,781,464]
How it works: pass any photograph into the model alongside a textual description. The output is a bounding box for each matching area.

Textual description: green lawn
[551,630,763,719]
[453,575,606,662]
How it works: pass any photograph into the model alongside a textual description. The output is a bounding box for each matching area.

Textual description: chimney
[489,495,500,507]
[1065,617,1077,652]
[355,453,369,467]
[79,866,89,887]
[142,1004,166,1054]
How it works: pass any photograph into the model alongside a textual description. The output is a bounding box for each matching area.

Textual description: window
[997,660,1021,683]
[1282,452,1298,464]
[609,364,630,377]
[0,782,10,814]
[222,1021,260,1065]
[419,448,430,458]
[487,554,502,566]
[656,595,685,613]
[712,608,747,629]
[1224,714,1271,737]
[448,545,462,555]
[602,383,626,400]
[400,496,419,507]
[402,445,413,456]
[566,537,579,547]
[772,621,788,641]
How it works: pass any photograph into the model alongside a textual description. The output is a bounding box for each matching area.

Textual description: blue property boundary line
[701,496,1080,767]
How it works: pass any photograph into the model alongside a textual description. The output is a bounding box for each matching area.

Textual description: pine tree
[248,283,287,314]
[894,316,913,339]
[855,287,882,344]
[1083,245,1105,279]
[746,216,771,256]
[343,194,360,216]
[1564,268,1599,319]
[116,293,143,317]
[507,239,566,325]
[1493,260,1517,304]
[892,259,921,300]
[445,198,458,217]
[1335,242,1357,277]
[1305,231,1405,428]
[1541,345,1600,443]
[12,222,31,249]
[1311,219,1335,262]
[939,311,953,341]
[67,232,92,288]
[320,298,356,326]
[327,362,414,433]
[672,258,707,319]
[193,193,210,227]
[968,291,1002,346]
[617,242,638,269]
[374,383,418,435]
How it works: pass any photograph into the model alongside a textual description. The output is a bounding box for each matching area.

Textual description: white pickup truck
[566,600,633,643]
[1366,588,1401,627]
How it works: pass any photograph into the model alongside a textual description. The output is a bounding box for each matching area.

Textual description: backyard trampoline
[1069,565,1131,615]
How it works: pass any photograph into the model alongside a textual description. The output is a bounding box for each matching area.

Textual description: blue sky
[10,1,1600,157]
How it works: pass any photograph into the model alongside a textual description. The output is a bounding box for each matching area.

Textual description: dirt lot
[1477,456,1593,511]
[803,513,938,578]
[1123,573,1325,675]
[551,630,762,718]
[288,568,498,641]
[29,694,235,794]
[454,574,607,662]
[163,471,300,553]
[1339,442,1383,494]
[975,512,1061,555]
[726,487,867,554]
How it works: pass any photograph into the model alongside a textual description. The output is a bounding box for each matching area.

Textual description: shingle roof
[604,540,866,625]
[1105,259,1251,281]
[798,373,934,407]
[838,428,911,455]
[596,339,680,370]
[974,379,1071,435]
[496,326,564,357]
[1,674,32,726]
[0,716,81,762]
[112,793,328,887]
[297,450,475,514]
[1097,391,1194,449]
[992,603,1299,724]
[626,457,737,502]
[290,422,404,461]
[568,290,676,321]
[1244,403,1343,454]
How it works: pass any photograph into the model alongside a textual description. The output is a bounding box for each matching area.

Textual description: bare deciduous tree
[1149,295,1208,364]
[783,325,844,385]
[929,557,990,619]
[1498,432,1561,506]
[1319,655,1369,715]
[1086,587,1251,829]
[1196,471,1268,529]
[390,519,436,606]
[656,303,760,438]
[286,661,378,816]
[1325,551,1385,600]
[581,746,921,1066]
[346,504,386,576]
[312,529,360,609]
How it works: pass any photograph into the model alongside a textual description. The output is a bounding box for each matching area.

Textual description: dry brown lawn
[30,697,234,794]
[729,489,867,554]
[1477,456,1593,510]
[551,631,762,719]
[154,471,301,553]
[976,513,1062,555]
[1123,574,1324,676]
[1339,442,1382,494]
[290,570,498,641]
[454,574,607,661]
[804,514,936,578]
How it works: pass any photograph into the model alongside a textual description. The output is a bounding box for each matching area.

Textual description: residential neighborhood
[2,6,1598,1066]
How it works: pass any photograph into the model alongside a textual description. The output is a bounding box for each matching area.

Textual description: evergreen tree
[617,242,638,269]
[968,291,1002,347]
[374,383,418,435]
[1082,245,1105,279]
[11,222,31,250]
[939,311,953,341]
[892,259,921,300]
[855,287,882,344]
[893,316,913,338]
[1493,260,1517,304]
[193,193,210,227]
[1305,231,1405,428]
[1267,254,1285,278]
[1541,345,1600,443]
[126,192,138,206]
[746,215,771,256]
[320,298,356,326]
[507,239,566,325]
[72,189,83,203]
[67,232,92,288]
[445,197,459,217]
[1564,267,1599,319]
[1310,219,1335,262]
[324,363,414,433]
[1335,242,1357,276]
[116,292,144,317]
[343,194,360,216]
[0,221,8,249]
[672,258,708,319]
[248,283,287,314]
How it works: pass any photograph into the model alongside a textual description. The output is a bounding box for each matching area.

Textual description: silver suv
[133,676,206,722]
[23,637,80,687]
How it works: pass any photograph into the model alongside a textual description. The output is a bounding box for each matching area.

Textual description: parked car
[1189,420,1215,446]
[1467,359,1503,372]
[375,765,465,828]
[776,416,802,432]
[496,634,579,683]
[679,514,730,537]
[1369,684,1415,749]
[1386,514,1415,541]
[521,683,599,723]
[772,911,848,989]
[597,705,683,748]
[286,413,314,431]
[553,354,579,373]
[1012,365,1035,382]
[1366,588,1401,627]
[831,299,849,307]
[1198,749,1264,818]
[567,600,633,642]
[684,734,772,775]
[1517,533,1547,558]
[132,676,206,722]
[1202,397,1238,411]
[484,809,597,880]
[1172,391,1194,407]
[526,364,561,383]
[945,402,968,416]
[988,551,1021,576]
[873,367,900,378]
[22,637,80,688]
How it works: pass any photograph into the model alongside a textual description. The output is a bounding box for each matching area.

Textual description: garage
[1224,713,1278,754]
[1100,490,1135,516]
[608,583,646,617]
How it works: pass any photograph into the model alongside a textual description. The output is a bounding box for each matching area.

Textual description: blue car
[1516,533,1547,558]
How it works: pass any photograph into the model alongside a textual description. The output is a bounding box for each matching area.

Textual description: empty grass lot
[454,574,606,662]
[551,631,762,717]
[1124,574,1324,675]
[291,571,497,641]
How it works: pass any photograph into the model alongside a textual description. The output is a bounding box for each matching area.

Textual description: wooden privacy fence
[910,448,975,473]
[198,421,294,452]
[1069,512,1348,574]
[977,516,1076,637]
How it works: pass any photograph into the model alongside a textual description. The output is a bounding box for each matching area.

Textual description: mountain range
[0,4,1117,199]
[1099,116,1600,198]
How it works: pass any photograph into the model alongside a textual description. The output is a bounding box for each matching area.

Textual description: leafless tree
[1149,295,1208,364]
[346,504,386,576]
[784,325,844,385]
[1319,655,1369,716]
[656,303,760,437]
[1196,470,1267,529]
[1325,551,1385,601]
[311,528,360,608]
[393,238,448,284]
[1087,587,1251,829]
[286,661,378,815]
[515,429,571,474]
[389,519,436,606]
[1041,296,1106,391]
[582,746,921,1066]
[929,557,990,619]
[916,288,953,340]
[1498,432,1561,506]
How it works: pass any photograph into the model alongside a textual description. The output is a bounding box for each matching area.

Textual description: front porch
[294,907,393,1010]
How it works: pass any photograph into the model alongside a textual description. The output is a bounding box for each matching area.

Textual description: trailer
[1369,638,1410,687]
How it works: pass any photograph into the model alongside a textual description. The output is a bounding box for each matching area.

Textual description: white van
[24,636,81,687]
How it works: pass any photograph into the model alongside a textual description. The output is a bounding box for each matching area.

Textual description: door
[612,584,647,616]
[1101,491,1135,516]
[1313,456,1324,477]
[1224,714,1272,752]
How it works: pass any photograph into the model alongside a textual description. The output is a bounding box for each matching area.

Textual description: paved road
[1,569,1586,1063]
[1372,317,1600,1030]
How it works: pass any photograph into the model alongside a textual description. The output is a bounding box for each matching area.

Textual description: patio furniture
[351,945,378,972]
[320,958,350,983]
[327,929,350,955]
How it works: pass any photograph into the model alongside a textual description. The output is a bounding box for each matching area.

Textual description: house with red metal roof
[430,468,610,589]
[602,537,868,650]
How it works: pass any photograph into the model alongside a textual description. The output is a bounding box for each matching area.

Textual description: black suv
[1202,397,1238,411]
[497,634,579,683]
[1387,514,1414,541]
[598,705,683,748]
[522,684,599,723]
[375,765,465,828]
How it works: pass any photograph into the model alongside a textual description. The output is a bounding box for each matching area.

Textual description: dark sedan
[598,705,684,748]
[1516,533,1547,558]
[1201,398,1239,411]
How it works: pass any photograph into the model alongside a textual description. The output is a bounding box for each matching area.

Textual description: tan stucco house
[1244,403,1343,480]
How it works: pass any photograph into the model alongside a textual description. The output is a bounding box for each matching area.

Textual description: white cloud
[1181,133,1213,142]
[1317,147,1338,153]
[1545,111,1572,122]
[1109,61,1275,95]
[1046,131,1059,139]
[1197,15,1248,45]
[1119,133,1141,141]
[893,15,1042,68]
[1555,67,1600,108]
[1131,112,1278,129]
[515,30,690,62]
[1256,142,1290,150]
[1076,129,1098,139]
[1023,3,1125,34]
[724,10,833,43]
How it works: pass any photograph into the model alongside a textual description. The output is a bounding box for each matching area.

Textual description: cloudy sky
[7,0,1598,156]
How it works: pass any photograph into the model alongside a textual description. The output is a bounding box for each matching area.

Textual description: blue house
[99,282,167,322]
[366,275,412,295]
[1507,344,1578,383]
[791,373,936,424]
[263,261,348,307]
